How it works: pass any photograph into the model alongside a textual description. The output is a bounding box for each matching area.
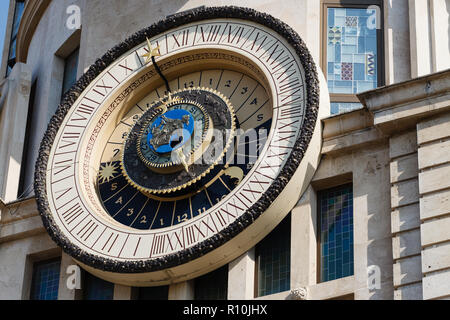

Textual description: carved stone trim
[289,287,308,300]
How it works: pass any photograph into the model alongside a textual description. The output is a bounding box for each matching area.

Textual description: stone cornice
[358,69,450,111]
[320,108,386,156]
[0,196,38,224]
[358,69,450,134]
[16,0,51,63]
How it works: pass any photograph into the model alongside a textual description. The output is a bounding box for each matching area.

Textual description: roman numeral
[170,29,190,48]
[249,175,271,190]
[181,214,221,248]
[225,198,244,215]
[118,59,133,75]
[185,225,196,246]
[58,131,81,150]
[214,210,227,227]
[60,202,83,225]
[197,24,223,43]
[272,56,294,73]
[92,79,113,97]
[242,183,263,200]
[267,147,288,161]
[260,159,282,172]
[150,234,166,256]
[279,78,302,95]
[55,186,73,201]
[236,193,251,209]
[52,158,73,176]
[263,43,284,64]
[225,25,248,45]
[279,102,304,120]
[246,32,274,53]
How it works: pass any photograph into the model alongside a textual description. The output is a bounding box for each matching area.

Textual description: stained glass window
[256,214,291,297]
[325,4,382,114]
[83,271,114,300]
[30,258,61,300]
[194,265,228,300]
[318,184,354,282]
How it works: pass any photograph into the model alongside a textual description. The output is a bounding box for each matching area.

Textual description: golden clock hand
[141,37,160,64]
[141,38,171,93]
[175,148,189,173]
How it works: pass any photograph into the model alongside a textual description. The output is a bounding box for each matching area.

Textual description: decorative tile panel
[327,7,379,100]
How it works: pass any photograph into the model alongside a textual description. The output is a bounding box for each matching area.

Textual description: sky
[0,0,11,63]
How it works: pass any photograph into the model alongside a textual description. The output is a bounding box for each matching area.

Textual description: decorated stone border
[34,6,319,273]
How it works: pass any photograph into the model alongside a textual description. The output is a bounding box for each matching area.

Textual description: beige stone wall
[360,68,450,300]
[0,198,58,300]
[0,63,32,202]
[417,112,450,300]
[389,130,423,300]
[408,0,450,78]
[315,123,393,300]
[1,0,450,300]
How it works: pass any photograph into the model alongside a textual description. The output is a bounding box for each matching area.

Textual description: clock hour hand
[141,37,171,93]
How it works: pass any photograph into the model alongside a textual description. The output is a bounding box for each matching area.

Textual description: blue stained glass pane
[256,215,291,297]
[319,184,354,283]
[326,7,379,111]
[328,8,335,26]
[330,102,363,115]
[30,259,61,300]
[84,272,114,300]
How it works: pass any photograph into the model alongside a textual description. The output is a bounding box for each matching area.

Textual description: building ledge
[0,196,43,244]
[252,276,356,300]
[321,108,386,155]
[358,69,450,134]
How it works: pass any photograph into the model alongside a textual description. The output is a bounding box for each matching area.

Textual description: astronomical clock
[35,6,326,285]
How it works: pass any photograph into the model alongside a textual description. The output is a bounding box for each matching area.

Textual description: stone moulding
[34,6,320,274]
[16,0,52,63]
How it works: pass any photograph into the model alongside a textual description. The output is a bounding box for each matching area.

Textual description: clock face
[35,7,320,285]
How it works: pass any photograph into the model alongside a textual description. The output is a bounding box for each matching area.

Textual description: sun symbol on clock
[98,162,119,183]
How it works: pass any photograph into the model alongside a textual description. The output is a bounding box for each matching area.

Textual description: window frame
[320,0,385,106]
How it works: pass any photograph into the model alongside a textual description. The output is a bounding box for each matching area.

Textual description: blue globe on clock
[146,108,195,154]
[121,87,236,195]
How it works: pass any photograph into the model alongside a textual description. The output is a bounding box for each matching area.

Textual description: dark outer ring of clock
[122,88,234,194]
[34,6,319,273]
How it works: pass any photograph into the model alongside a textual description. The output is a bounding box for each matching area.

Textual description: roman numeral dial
[40,12,317,279]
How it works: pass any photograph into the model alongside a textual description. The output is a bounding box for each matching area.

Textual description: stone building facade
[0,0,449,300]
